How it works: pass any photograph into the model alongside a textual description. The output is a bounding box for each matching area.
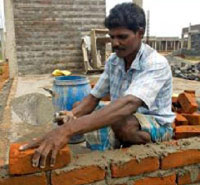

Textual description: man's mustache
[112,47,126,51]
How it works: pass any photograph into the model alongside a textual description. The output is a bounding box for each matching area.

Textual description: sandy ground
[173,77,200,98]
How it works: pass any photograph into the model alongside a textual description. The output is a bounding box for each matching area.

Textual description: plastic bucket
[52,75,91,143]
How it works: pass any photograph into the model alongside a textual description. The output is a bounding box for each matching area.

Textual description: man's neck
[124,43,142,71]
[124,54,136,71]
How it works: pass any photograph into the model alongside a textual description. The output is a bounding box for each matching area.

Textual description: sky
[106,0,200,37]
[0,0,200,38]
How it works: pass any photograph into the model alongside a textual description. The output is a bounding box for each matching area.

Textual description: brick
[177,171,200,185]
[161,149,200,170]
[0,172,47,185]
[134,174,176,185]
[111,157,159,178]
[51,165,105,185]
[177,92,198,113]
[182,113,200,125]
[0,159,4,167]
[174,125,200,139]
[175,113,188,126]
[9,143,71,175]
[184,90,196,95]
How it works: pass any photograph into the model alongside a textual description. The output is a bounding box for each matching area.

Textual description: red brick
[177,171,200,185]
[161,149,200,170]
[174,125,200,139]
[51,165,105,185]
[182,113,200,125]
[175,113,188,126]
[0,159,4,167]
[9,143,71,175]
[111,157,159,178]
[184,90,196,95]
[0,172,47,185]
[134,174,176,185]
[178,92,198,113]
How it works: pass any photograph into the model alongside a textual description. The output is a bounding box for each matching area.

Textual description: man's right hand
[54,111,76,126]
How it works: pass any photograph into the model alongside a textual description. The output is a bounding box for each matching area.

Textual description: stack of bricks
[172,90,200,139]
[3,138,200,185]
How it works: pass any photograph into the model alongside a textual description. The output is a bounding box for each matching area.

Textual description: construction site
[0,0,200,185]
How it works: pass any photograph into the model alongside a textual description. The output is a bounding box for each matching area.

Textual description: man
[20,2,175,168]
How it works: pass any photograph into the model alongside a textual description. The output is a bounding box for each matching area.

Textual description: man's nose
[112,38,120,47]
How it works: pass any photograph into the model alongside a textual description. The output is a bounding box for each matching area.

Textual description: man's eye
[118,35,128,39]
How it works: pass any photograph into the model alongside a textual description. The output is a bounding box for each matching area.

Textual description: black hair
[105,2,146,33]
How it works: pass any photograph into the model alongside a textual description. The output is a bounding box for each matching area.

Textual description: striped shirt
[91,43,175,125]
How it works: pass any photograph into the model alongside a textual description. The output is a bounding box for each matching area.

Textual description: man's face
[109,27,143,59]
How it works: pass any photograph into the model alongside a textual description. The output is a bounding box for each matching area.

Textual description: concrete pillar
[178,41,180,50]
[155,40,157,50]
[165,41,168,51]
[4,0,18,78]
[187,23,192,49]
[187,33,191,49]
[181,33,184,49]
[0,29,6,61]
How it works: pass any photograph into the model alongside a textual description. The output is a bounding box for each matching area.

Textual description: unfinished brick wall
[2,137,200,185]
[191,33,200,53]
[12,0,106,75]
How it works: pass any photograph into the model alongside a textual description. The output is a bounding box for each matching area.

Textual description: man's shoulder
[106,53,119,64]
[142,44,169,70]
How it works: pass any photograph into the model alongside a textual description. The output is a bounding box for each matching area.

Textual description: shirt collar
[130,43,145,70]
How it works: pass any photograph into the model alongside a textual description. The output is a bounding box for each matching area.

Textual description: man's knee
[112,115,152,144]
[112,115,139,140]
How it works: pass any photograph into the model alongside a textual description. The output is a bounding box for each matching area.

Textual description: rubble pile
[172,90,200,139]
[166,55,200,81]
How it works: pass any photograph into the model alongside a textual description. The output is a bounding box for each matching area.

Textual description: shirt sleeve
[124,62,172,109]
[90,60,110,99]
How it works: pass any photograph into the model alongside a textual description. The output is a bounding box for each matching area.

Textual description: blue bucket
[52,76,91,111]
[52,75,91,144]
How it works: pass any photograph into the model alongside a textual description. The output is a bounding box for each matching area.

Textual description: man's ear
[138,28,145,39]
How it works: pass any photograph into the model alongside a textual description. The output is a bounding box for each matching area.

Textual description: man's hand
[54,111,76,126]
[19,126,70,168]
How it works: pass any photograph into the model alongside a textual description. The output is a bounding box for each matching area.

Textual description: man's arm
[72,94,100,117]
[55,94,100,125]
[68,95,142,135]
[20,95,142,169]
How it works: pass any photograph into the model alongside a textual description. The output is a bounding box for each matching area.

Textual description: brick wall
[191,33,200,53]
[13,0,106,75]
[2,137,200,185]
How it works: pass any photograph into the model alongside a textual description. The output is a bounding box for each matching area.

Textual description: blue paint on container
[52,76,91,112]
